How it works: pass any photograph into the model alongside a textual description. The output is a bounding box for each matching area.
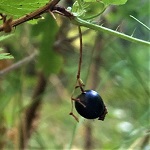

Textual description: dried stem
[0,51,37,77]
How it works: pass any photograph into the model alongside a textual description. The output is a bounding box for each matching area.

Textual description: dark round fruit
[75,90,106,120]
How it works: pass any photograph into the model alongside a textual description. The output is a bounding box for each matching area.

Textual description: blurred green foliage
[32,14,63,75]
[0,0,149,149]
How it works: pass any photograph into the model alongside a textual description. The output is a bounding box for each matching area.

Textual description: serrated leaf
[32,14,63,75]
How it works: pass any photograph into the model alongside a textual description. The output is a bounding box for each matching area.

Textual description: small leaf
[0,52,14,60]
[0,35,14,60]
[0,48,14,60]
[72,1,105,19]
[0,34,13,41]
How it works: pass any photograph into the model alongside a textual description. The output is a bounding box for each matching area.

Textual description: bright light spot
[113,109,126,119]
[144,145,150,150]
[117,121,133,132]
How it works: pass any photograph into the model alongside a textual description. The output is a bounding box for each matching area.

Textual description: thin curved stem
[77,26,85,93]
[69,26,84,122]
[77,26,82,80]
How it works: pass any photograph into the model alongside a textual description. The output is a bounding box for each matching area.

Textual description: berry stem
[69,26,84,122]
[69,112,79,122]
[77,26,82,80]
[77,26,85,93]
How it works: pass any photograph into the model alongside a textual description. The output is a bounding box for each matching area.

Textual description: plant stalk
[72,17,150,46]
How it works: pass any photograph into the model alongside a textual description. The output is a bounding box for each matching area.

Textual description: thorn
[116,24,121,31]
[100,23,104,26]
[71,98,86,107]
[48,10,56,20]
[69,112,79,122]
[131,28,136,37]
[75,85,80,89]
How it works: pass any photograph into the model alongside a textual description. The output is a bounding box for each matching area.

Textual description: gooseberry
[75,90,107,120]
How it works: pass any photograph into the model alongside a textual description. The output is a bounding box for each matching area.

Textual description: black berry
[75,90,107,120]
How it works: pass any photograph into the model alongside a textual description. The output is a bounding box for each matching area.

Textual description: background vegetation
[0,0,149,149]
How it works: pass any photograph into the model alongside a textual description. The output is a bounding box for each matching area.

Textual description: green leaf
[0,52,14,60]
[0,48,14,60]
[0,34,13,41]
[0,34,14,60]
[101,0,127,5]
[0,0,49,18]
[72,1,105,19]
[32,14,63,75]
[72,0,127,20]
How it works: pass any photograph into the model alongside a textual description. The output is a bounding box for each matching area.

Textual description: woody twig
[0,0,66,32]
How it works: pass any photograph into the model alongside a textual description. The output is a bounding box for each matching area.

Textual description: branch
[0,51,37,76]
[0,3,149,46]
[0,0,60,32]
[72,17,150,46]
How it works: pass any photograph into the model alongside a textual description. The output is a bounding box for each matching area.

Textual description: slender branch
[0,0,61,32]
[72,17,150,46]
[0,51,37,76]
